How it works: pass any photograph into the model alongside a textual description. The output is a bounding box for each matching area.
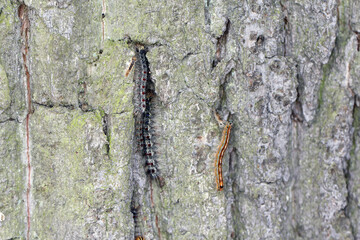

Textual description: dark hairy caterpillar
[139,50,147,114]
[131,205,145,240]
[143,99,160,180]
[133,48,165,188]
[133,49,147,116]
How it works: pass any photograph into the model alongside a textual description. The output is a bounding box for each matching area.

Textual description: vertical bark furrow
[18,4,32,239]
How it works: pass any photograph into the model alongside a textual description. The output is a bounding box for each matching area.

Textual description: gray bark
[0,0,360,239]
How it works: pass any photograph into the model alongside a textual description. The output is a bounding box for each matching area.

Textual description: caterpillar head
[146,165,157,177]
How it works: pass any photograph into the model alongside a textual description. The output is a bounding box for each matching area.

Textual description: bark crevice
[280,0,289,57]
[211,18,230,69]
[78,80,96,112]
[33,101,76,110]
[101,112,110,156]
[0,118,17,124]
[291,74,305,124]
[18,3,32,239]
[345,97,359,238]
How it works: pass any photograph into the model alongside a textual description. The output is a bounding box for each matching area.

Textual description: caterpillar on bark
[133,48,165,188]
[142,98,165,187]
[214,121,232,191]
[125,56,137,77]
[131,205,145,240]
[139,49,148,114]
[133,49,148,117]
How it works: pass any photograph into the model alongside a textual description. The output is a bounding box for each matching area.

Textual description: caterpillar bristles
[131,204,145,240]
[132,47,165,188]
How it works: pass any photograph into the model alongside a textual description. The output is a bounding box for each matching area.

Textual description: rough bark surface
[0,0,360,239]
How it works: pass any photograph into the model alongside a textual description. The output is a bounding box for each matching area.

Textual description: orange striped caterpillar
[215,121,232,191]
[125,56,137,77]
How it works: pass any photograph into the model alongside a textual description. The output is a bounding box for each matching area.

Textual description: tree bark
[0,0,359,239]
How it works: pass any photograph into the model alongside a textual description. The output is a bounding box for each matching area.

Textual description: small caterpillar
[131,205,145,240]
[215,121,232,191]
[125,56,137,77]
